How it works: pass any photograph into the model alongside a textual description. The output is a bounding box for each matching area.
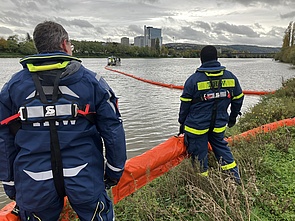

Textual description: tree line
[1,22,295,63]
[0,34,173,58]
[274,21,295,65]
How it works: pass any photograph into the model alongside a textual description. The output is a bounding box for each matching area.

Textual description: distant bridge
[222,52,277,58]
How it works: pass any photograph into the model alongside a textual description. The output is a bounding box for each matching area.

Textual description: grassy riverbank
[113,78,295,221]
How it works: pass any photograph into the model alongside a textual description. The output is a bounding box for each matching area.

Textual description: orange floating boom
[111,117,295,204]
[1,118,294,219]
[105,66,275,95]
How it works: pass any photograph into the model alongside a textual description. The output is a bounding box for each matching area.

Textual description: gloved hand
[3,183,16,200]
[104,175,119,190]
[178,124,184,136]
[228,116,236,128]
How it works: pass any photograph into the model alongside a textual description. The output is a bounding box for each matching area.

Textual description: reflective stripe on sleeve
[212,126,226,133]
[106,90,116,113]
[232,93,244,100]
[106,162,124,172]
[2,181,15,186]
[180,97,192,102]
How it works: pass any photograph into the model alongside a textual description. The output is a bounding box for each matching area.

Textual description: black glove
[228,116,236,128]
[104,175,119,190]
[178,124,184,136]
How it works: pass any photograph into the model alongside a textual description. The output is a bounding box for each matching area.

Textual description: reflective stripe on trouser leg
[221,161,237,171]
[201,171,209,177]
[221,161,241,182]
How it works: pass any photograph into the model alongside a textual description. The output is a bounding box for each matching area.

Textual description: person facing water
[0,21,127,221]
[178,45,244,184]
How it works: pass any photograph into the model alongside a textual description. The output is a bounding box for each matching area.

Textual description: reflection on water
[0,57,294,208]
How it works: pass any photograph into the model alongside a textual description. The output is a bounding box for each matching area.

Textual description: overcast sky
[0,0,294,47]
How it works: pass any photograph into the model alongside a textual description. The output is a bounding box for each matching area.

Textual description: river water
[0,57,294,208]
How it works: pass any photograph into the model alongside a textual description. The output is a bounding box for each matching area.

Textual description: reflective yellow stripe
[27,61,70,72]
[213,126,226,133]
[201,171,208,176]
[180,97,192,102]
[232,93,244,100]
[221,161,237,171]
[184,125,209,135]
[205,71,224,77]
[197,79,235,90]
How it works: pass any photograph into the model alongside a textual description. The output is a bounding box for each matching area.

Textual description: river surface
[0,57,294,208]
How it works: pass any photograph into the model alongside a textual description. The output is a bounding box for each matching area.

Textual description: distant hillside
[225,45,281,53]
[164,43,281,54]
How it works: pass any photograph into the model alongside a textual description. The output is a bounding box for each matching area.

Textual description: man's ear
[61,39,71,55]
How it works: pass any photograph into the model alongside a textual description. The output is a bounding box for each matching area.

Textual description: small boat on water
[107,56,121,66]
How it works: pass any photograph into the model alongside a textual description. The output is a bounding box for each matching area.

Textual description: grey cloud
[280,11,295,19]
[0,27,13,35]
[53,17,94,29]
[213,22,260,38]
[131,0,160,4]
[220,0,292,6]
[254,23,263,29]
[194,21,211,31]
[10,0,67,12]
[163,26,208,43]
[70,19,95,28]
[267,27,285,35]
[127,25,143,35]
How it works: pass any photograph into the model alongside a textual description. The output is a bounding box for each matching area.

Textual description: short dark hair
[33,21,69,53]
[200,45,218,63]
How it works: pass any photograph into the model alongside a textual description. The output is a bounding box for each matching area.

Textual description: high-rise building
[143,25,162,48]
[121,37,129,46]
[134,36,144,47]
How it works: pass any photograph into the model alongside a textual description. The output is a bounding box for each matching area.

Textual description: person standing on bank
[0,21,127,221]
[178,45,244,184]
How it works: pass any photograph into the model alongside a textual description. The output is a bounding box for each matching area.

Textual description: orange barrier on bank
[0,201,18,221]
[105,66,275,95]
[0,197,73,221]
[226,117,295,144]
[111,117,295,204]
[112,135,188,204]
[1,117,294,219]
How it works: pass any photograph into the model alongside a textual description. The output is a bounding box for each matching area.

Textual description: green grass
[60,78,295,220]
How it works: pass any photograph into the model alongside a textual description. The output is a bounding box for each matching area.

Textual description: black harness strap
[31,73,48,104]
[31,72,66,199]
[49,119,66,198]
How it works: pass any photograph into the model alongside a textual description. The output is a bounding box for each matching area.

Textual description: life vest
[0,61,96,200]
[180,70,234,134]
[191,71,233,104]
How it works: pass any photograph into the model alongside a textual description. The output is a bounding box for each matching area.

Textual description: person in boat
[178,45,244,184]
[0,21,127,221]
